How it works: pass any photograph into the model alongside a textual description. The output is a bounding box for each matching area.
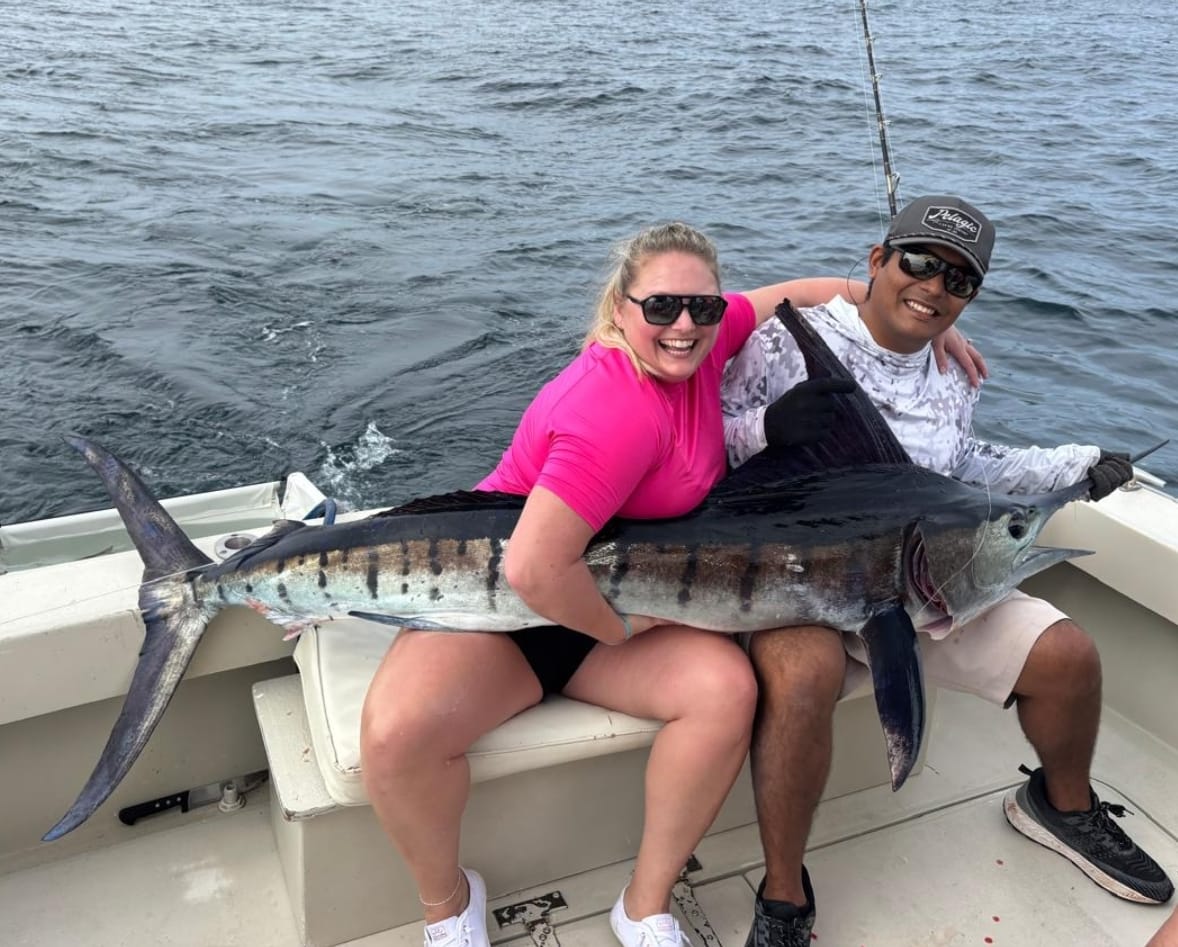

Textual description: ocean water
[2,0,1176,524]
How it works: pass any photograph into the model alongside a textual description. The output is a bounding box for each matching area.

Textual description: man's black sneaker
[745,866,815,947]
[1004,764,1174,904]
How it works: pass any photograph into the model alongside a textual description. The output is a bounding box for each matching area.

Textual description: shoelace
[1015,763,1136,844]
[1088,800,1134,844]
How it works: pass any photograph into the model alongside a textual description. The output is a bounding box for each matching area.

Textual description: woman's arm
[742,278,987,383]
[932,327,988,387]
[503,485,658,643]
[743,277,867,325]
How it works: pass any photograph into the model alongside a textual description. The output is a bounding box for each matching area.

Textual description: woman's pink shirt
[476,293,755,530]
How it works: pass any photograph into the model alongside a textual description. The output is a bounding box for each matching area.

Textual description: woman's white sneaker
[423,869,489,947]
[610,888,692,946]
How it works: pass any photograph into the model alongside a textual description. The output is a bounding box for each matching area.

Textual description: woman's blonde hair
[582,222,722,377]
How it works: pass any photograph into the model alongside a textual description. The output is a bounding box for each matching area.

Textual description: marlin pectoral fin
[347,611,445,630]
[860,604,925,792]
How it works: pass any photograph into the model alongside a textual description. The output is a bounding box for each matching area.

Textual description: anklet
[419,871,464,908]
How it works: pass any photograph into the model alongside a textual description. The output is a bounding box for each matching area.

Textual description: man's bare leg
[748,625,846,906]
[1010,619,1101,811]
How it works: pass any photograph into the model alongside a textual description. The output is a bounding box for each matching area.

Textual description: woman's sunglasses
[625,293,728,326]
[889,245,982,299]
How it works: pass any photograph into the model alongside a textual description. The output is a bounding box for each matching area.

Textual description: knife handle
[118,790,191,826]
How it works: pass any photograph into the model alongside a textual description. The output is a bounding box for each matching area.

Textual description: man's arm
[950,438,1102,495]
[721,317,812,468]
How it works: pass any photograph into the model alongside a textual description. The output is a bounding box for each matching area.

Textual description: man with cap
[722,195,1173,947]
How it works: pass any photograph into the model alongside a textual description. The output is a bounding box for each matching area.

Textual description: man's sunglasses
[889,245,982,299]
[625,293,728,326]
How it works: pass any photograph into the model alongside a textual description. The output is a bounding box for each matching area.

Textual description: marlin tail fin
[43,437,216,841]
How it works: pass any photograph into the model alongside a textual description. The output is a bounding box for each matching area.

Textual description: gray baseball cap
[885,195,996,278]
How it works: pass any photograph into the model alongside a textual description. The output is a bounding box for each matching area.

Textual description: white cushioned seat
[293,619,664,807]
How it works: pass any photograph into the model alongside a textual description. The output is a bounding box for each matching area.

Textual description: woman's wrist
[617,612,633,643]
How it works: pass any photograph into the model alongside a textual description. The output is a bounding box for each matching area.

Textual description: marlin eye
[1008,514,1027,540]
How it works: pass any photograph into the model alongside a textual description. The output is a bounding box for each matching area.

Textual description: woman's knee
[360,697,446,780]
[360,632,538,776]
[673,637,759,724]
[360,674,487,777]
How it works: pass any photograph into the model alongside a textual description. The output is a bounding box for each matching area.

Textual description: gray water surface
[3,0,1176,522]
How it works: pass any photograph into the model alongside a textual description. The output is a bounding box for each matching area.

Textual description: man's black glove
[763,377,858,448]
[1087,450,1134,501]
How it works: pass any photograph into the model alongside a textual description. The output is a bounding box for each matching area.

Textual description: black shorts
[507,625,598,695]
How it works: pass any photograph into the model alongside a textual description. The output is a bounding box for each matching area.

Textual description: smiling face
[860,243,977,353]
[613,250,723,383]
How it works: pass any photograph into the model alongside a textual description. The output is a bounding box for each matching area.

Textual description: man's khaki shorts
[840,590,1069,706]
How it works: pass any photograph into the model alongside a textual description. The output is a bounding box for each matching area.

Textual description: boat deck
[4,688,1175,947]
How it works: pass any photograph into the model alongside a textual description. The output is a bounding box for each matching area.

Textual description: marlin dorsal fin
[372,489,526,518]
[717,300,912,494]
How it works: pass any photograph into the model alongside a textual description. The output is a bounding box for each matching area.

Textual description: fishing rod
[1130,439,1170,465]
[858,0,900,218]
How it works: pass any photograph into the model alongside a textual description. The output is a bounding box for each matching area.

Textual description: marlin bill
[43,303,1095,841]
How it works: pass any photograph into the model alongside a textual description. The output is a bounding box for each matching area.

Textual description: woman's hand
[933,326,988,388]
[506,486,660,644]
[612,613,663,644]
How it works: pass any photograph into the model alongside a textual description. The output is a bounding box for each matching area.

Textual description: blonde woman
[359,222,927,947]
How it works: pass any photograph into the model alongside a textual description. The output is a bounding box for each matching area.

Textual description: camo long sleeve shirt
[721,295,1099,495]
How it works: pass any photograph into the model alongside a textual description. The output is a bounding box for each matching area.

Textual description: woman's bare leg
[564,626,757,919]
[360,630,542,922]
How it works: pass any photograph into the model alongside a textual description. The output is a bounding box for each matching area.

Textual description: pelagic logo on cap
[922,206,982,244]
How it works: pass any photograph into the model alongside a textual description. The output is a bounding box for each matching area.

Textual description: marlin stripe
[366,549,380,599]
[677,546,698,606]
[606,544,630,603]
[486,536,502,601]
[738,545,760,614]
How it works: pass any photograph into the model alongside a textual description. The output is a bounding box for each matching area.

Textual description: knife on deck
[117,770,268,827]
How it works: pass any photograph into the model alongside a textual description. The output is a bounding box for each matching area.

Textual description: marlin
[43,303,1097,841]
